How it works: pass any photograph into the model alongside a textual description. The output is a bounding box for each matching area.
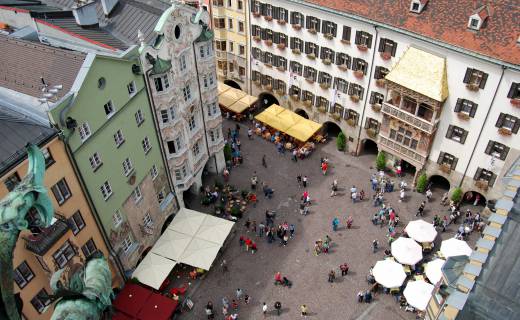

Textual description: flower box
[253,12,261,17]
[264,63,272,68]
[320,82,330,89]
[498,127,512,136]
[357,44,368,51]
[277,19,287,25]
[354,70,364,79]
[338,64,349,71]
[340,39,350,45]
[324,33,334,40]
[276,66,285,72]
[253,35,261,42]
[264,16,273,22]
[264,84,273,92]
[366,128,377,138]
[371,104,382,112]
[291,94,300,101]
[254,80,261,86]
[275,89,285,95]
[318,106,326,113]
[347,119,356,127]
[303,100,313,108]
[308,28,317,34]
[306,53,316,60]
[475,180,488,191]
[305,77,315,84]
[265,39,273,46]
[466,83,480,91]
[376,79,386,87]
[292,48,301,55]
[323,58,331,65]
[457,112,470,120]
[292,24,302,31]
[380,52,391,60]
[332,113,341,121]
[510,99,520,107]
[439,163,451,174]
[277,43,286,50]
[350,95,360,103]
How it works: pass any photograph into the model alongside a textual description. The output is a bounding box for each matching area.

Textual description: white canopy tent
[405,219,438,243]
[391,237,423,265]
[167,208,207,236]
[151,229,192,261]
[372,259,407,288]
[195,215,235,245]
[178,238,222,270]
[425,258,445,284]
[440,238,472,258]
[403,280,434,311]
[132,253,177,290]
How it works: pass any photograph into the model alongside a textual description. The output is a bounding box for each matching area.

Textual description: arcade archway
[323,121,343,137]
[295,108,309,119]
[359,139,378,155]
[224,79,241,90]
[462,191,487,207]
[428,175,451,191]
[258,92,279,109]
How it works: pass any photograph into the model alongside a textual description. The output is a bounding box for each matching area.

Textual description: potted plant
[439,163,451,174]
[357,44,368,51]
[338,64,348,71]
[416,173,428,193]
[264,15,273,21]
[265,39,273,46]
[306,53,316,60]
[320,82,330,89]
[253,11,261,17]
[253,35,261,42]
[466,83,479,91]
[336,132,346,151]
[308,28,317,34]
[354,70,364,78]
[332,113,341,121]
[340,39,350,45]
[318,106,326,113]
[457,112,470,120]
[303,100,312,108]
[475,180,488,191]
[324,33,334,40]
[276,66,285,72]
[277,43,286,50]
[366,128,377,138]
[291,94,299,101]
[450,187,463,203]
[292,48,301,55]
[292,24,302,31]
[376,151,386,170]
[498,127,512,136]
[347,118,356,127]
[350,95,360,103]
[305,77,314,83]
[277,19,286,25]
[510,99,520,107]
[371,104,382,112]
[380,52,391,60]
[376,79,386,87]
[323,58,331,65]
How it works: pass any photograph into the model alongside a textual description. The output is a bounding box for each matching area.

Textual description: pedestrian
[258,221,265,237]
[364,290,373,303]
[328,269,336,283]
[252,220,257,233]
[247,128,253,140]
[231,299,238,311]
[300,304,308,317]
[251,173,258,190]
[244,295,251,304]
[331,179,338,197]
[296,174,302,188]
[357,291,364,303]
[262,302,268,317]
[205,305,214,319]
[372,239,379,253]
[239,236,244,247]
[274,301,282,316]
[262,155,267,168]
[282,233,289,246]
[292,149,298,162]
[346,216,353,229]
[222,296,230,309]
[227,128,232,139]
[340,263,349,276]
[426,188,433,201]
[251,242,257,254]
[289,224,295,238]
[221,259,228,272]
[299,201,306,215]
[302,175,308,188]
[236,288,243,300]
[245,219,251,232]
[321,161,328,175]
[332,217,340,231]
[222,306,228,317]
[223,168,230,182]
[235,123,240,136]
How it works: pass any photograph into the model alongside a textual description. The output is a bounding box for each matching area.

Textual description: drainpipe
[247,2,252,94]
[355,25,379,155]
[459,66,506,188]
[55,105,126,282]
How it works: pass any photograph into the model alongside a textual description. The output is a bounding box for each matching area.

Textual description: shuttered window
[378,38,397,56]
[290,12,304,25]
[348,83,364,99]
[484,140,510,160]
[354,31,373,48]
[321,20,337,37]
[369,91,384,105]
[446,125,468,144]
[495,113,520,133]
[437,152,458,170]
[374,66,389,79]
[342,26,351,41]
[306,16,320,31]
[453,98,478,117]
[462,68,488,89]
[333,78,349,94]
[473,168,496,187]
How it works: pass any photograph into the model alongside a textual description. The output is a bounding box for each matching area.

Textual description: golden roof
[385,47,449,102]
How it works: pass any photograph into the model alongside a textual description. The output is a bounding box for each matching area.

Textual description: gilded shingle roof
[304,0,520,66]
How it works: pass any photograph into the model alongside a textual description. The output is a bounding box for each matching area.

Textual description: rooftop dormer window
[410,0,427,13]
[468,6,488,31]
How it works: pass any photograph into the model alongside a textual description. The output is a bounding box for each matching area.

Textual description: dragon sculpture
[0,144,113,320]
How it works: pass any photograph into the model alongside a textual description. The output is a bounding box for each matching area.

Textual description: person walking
[289,224,295,238]
[302,175,308,188]
[296,174,302,188]
[274,301,282,316]
[372,239,379,253]
[332,217,340,231]
[300,304,308,317]
[328,269,336,283]
[262,155,267,168]
[221,259,228,272]
[236,288,243,301]
[331,179,338,197]
[340,263,349,276]
[247,128,253,140]
[244,295,251,304]
[262,302,268,317]
[251,173,258,190]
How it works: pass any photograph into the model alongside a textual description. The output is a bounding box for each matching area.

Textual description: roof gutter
[287,0,520,72]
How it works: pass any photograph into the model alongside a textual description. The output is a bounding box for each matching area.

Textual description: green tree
[336,132,346,151]
[224,143,232,162]
[376,151,386,170]
[450,187,463,203]
[416,173,428,193]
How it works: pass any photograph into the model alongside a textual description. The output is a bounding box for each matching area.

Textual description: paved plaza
[180,119,481,320]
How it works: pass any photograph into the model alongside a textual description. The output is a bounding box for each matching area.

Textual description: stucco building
[247,0,520,201]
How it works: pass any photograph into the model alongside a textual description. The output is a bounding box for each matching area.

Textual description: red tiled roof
[304,0,520,65]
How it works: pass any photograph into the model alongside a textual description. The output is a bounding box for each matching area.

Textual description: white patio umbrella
[372,259,407,288]
[425,258,445,284]
[391,237,423,265]
[440,238,472,258]
[152,229,192,261]
[405,219,438,243]
[132,252,176,290]
[403,280,434,311]
[167,207,206,236]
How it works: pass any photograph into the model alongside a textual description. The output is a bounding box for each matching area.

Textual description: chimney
[100,0,119,16]
[72,1,99,27]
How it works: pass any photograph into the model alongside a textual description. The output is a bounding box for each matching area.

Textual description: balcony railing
[215,50,226,59]
[382,102,436,134]
[24,220,70,256]
[378,134,427,168]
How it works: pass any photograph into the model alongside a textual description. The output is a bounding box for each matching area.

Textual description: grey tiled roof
[475,238,494,251]
[0,35,85,100]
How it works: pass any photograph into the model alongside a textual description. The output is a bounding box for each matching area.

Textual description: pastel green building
[49,47,177,271]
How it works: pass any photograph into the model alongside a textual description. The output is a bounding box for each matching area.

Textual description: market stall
[132,253,177,290]
[391,237,423,265]
[218,85,258,120]
[372,259,407,289]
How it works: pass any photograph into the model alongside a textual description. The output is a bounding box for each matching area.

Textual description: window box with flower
[341,39,350,45]
[371,104,382,112]
[357,44,368,51]
[253,35,261,42]
[457,112,470,120]
[291,94,299,101]
[303,100,313,108]
[347,118,356,127]
[380,52,391,60]
[323,58,331,65]
[376,79,386,87]
[466,83,480,91]
[350,95,360,103]
[292,24,302,31]
[276,66,285,72]
[277,43,286,50]
[354,70,364,79]
[277,19,286,25]
[264,16,273,21]
[292,48,301,55]
[307,53,316,60]
[253,11,261,18]
[308,28,317,34]
[254,80,262,86]
[320,82,330,89]
[264,84,273,92]
[265,39,272,46]
[332,113,341,121]
[338,64,348,72]
[510,99,520,107]
[498,127,512,136]
[475,180,488,191]
[264,63,272,68]
[318,106,327,113]
[439,163,451,174]
[305,77,314,84]
[324,33,334,40]
[275,89,285,95]
[366,128,377,138]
